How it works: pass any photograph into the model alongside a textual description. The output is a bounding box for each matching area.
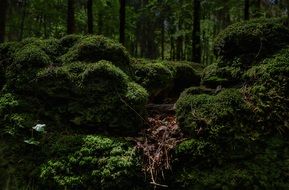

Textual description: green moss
[214,18,289,65]
[164,61,201,94]
[179,87,214,98]
[40,135,144,189]
[61,35,132,73]
[171,136,289,189]
[35,61,148,135]
[242,48,289,133]
[201,62,243,88]
[176,89,248,136]
[125,82,149,105]
[59,34,82,51]
[19,37,61,62]
[133,62,173,97]
[5,44,51,92]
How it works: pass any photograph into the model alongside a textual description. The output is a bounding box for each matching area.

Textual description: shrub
[214,18,289,65]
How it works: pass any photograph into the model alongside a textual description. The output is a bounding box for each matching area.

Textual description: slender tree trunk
[98,11,103,34]
[87,0,93,34]
[67,0,75,34]
[119,0,126,45]
[0,0,8,43]
[19,0,27,41]
[192,0,201,63]
[244,0,250,20]
[287,0,289,22]
[161,20,165,60]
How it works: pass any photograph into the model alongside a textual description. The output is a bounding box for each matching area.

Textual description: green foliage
[40,135,143,189]
[61,35,132,73]
[214,18,289,65]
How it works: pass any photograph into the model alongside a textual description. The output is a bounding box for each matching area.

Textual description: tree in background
[67,0,75,34]
[244,0,250,20]
[87,0,93,34]
[192,0,201,63]
[0,0,8,42]
[119,0,126,45]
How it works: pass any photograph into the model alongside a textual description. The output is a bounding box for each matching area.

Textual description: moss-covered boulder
[214,18,289,65]
[243,48,289,133]
[173,88,289,189]
[4,44,52,93]
[61,35,132,74]
[163,61,201,94]
[34,61,148,135]
[133,62,173,97]
[133,59,202,102]
[201,61,243,88]
[40,135,144,190]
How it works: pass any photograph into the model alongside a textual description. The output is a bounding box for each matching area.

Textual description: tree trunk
[87,0,93,34]
[161,20,165,60]
[119,0,126,45]
[19,0,27,41]
[244,0,250,20]
[287,0,289,23]
[0,0,8,43]
[192,0,201,63]
[67,0,75,34]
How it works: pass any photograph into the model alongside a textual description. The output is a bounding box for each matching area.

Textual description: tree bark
[87,0,93,34]
[0,0,8,43]
[19,0,27,41]
[119,0,126,45]
[161,20,165,60]
[192,0,201,63]
[244,0,250,20]
[67,0,75,34]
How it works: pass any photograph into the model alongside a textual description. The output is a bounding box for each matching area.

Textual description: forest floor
[135,103,184,187]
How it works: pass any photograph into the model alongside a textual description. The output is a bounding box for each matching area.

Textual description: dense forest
[1,0,289,189]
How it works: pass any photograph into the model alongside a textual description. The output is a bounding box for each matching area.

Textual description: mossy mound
[163,61,201,94]
[243,48,289,133]
[133,59,201,101]
[174,18,289,188]
[214,18,289,65]
[134,62,173,97]
[34,61,148,135]
[40,135,144,190]
[201,61,243,88]
[61,35,132,74]
[5,44,52,93]
[0,36,149,189]
[174,88,289,189]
